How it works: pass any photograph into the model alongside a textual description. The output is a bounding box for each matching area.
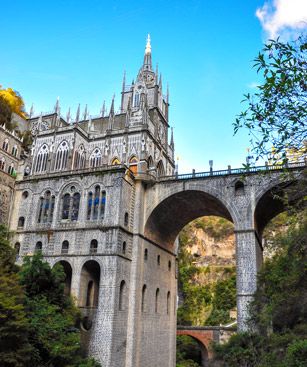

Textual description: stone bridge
[177,326,236,366]
[139,162,306,332]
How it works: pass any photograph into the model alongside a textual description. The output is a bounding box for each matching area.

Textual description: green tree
[19,253,101,367]
[0,225,32,367]
[234,35,307,163]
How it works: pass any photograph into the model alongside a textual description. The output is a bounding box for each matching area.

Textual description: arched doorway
[79,260,100,308]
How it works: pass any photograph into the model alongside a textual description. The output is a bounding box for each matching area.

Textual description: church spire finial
[145,34,151,55]
[143,34,152,71]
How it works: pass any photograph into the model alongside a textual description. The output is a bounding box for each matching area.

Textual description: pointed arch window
[42,190,51,223]
[111,157,121,165]
[8,164,15,176]
[14,242,21,257]
[18,216,25,228]
[55,141,69,170]
[2,139,9,151]
[90,148,102,168]
[0,157,5,171]
[157,160,165,177]
[74,145,86,169]
[35,144,49,173]
[11,145,18,157]
[87,187,106,221]
[134,91,140,107]
[129,156,138,174]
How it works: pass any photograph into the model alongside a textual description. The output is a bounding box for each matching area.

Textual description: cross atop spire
[143,33,152,71]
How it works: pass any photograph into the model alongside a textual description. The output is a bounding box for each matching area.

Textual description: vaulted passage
[145,190,233,251]
[79,260,100,308]
[55,260,72,296]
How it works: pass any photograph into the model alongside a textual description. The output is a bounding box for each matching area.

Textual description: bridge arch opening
[176,334,209,367]
[254,179,302,238]
[54,260,72,296]
[145,190,233,251]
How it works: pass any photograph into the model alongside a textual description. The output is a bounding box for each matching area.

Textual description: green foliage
[234,35,307,163]
[206,273,236,326]
[0,225,32,367]
[211,212,307,366]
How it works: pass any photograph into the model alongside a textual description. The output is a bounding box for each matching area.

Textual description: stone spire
[75,104,80,123]
[66,108,71,124]
[108,95,115,130]
[170,127,174,148]
[54,97,60,114]
[29,104,34,118]
[166,83,169,104]
[143,34,152,71]
[100,101,106,117]
[122,70,126,92]
[83,104,88,120]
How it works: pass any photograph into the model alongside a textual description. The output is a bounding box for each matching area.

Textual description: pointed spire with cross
[143,34,152,71]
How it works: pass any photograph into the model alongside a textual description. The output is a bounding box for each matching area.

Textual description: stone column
[235,229,263,331]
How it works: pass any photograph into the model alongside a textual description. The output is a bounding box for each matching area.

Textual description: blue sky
[1,0,306,172]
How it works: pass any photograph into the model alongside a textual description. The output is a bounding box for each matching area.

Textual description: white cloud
[256,0,307,39]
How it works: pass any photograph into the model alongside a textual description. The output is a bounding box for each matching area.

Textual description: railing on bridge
[159,161,307,182]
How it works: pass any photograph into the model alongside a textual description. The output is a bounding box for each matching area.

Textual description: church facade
[9,36,177,367]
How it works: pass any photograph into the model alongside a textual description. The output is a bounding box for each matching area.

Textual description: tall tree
[234,35,307,163]
[0,86,27,119]
[0,225,32,367]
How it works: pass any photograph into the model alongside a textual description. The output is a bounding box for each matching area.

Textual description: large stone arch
[253,176,302,238]
[144,189,235,251]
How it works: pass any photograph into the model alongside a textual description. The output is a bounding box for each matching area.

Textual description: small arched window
[129,156,138,174]
[35,241,42,252]
[11,145,18,157]
[90,148,102,168]
[119,280,126,311]
[35,144,49,173]
[124,212,129,226]
[157,255,160,266]
[14,242,21,256]
[8,164,15,176]
[18,216,25,228]
[90,239,98,254]
[42,190,51,223]
[0,157,5,171]
[2,139,9,151]
[61,240,69,254]
[167,291,171,315]
[168,260,172,271]
[134,91,140,107]
[157,160,165,177]
[62,193,71,220]
[144,248,148,261]
[141,284,147,313]
[235,181,245,195]
[122,241,126,254]
[55,141,69,171]
[155,288,160,313]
